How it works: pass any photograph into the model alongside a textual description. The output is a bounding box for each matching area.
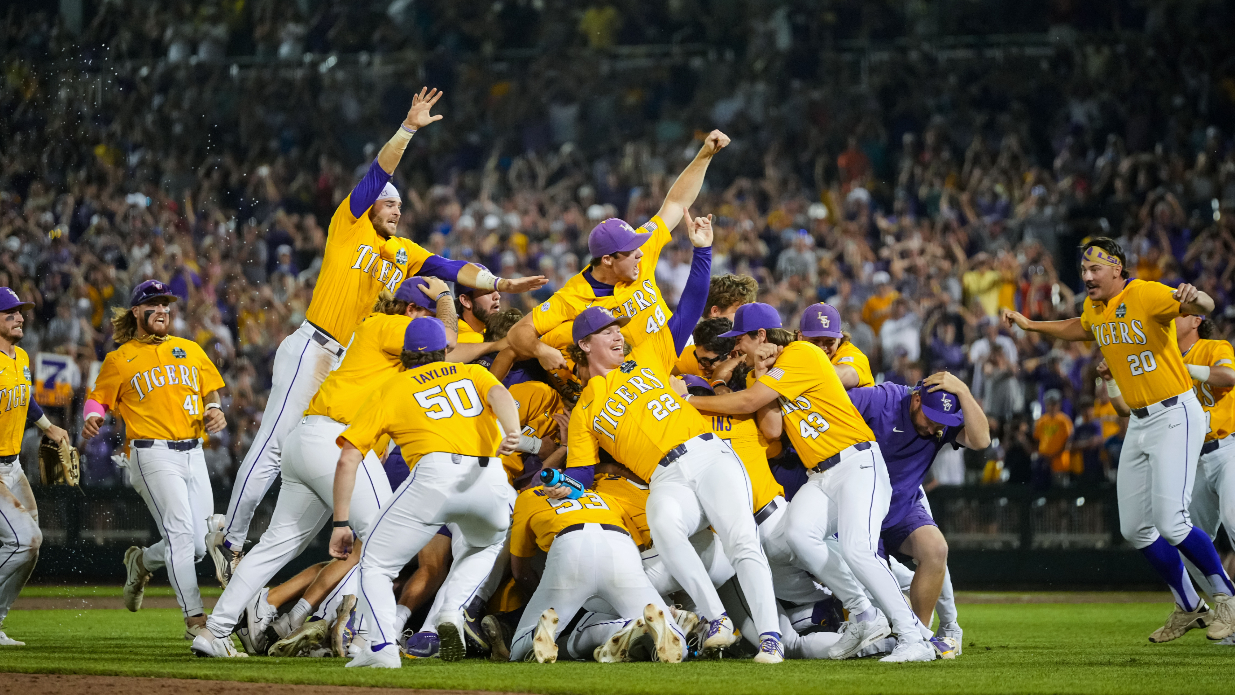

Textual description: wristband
[401,123,418,134]
[473,268,499,292]
[205,403,222,412]
[710,378,727,388]
[517,434,543,455]
[1187,364,1211,383]
[436,290,452,302]
[332,520,351,528]
[35,415,52,432]
[683,393,693,402]
[392,124,416,148]
[1103,378,1121,399]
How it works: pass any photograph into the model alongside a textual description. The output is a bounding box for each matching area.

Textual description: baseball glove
[39,436,81,486]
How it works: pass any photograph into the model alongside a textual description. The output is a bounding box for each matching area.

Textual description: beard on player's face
[467,293,500,322]
[0,312,23,344]
[370,201,401,238]
[136,304,172,337]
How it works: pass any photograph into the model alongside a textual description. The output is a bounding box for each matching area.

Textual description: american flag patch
[766,367,785,380]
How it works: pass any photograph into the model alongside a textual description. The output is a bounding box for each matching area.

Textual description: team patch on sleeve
[837,356,854,364]
[540,301,551,312]
[766,367,785,380]
[639,221,657,233]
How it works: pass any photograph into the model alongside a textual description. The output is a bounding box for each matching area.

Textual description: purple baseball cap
[572,306,630,344]
[404,317,448,353]
[0,287,33,312]
[914,381,965,427]
[681,374,714,394]
[130,279,178,306]
[719,303,782,338]
[588,218,650,259]
[395,276,438,312]
[800,303,843,339]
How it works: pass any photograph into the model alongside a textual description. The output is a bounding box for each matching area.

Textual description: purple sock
[1175,526,1235,596]
[1141,536,1202,611]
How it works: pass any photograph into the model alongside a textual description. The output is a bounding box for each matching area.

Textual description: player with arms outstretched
[1004,237,1235,641]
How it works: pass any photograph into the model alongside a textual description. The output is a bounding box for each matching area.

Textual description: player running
[567,306,784,663]
[686,303,937,663]
[82,280,228,640]
[0,287,70,647]
[329,317,522,668]
[1003,237,1235,641]
[214,88,545,579]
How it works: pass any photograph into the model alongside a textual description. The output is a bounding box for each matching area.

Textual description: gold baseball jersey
[592,473,649,547]
[457,319,484,344]
[1183,338,1235,442]
[88,337,225,442]
[702,411,784,511]
[306,195,435,343]
[500,380,564,484]
[306,313,410,423]
[675,344,702,377]
[832,341,874,387]
[568,357,707,482]
[757,341,875,468]
[339,362,504,467]
[1079,279,1192,409]
[532,216,677,372]
[509,487,637,557]
[0,347,33,456]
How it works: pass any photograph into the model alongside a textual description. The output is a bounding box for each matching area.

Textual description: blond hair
[110,306,138,344]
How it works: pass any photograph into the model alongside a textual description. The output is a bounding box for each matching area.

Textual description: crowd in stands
[5,1,1235,491]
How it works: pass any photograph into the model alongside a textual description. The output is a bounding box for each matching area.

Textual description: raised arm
[666,209,714,354]
[1174,283,1215,317]
[686,380,781,416]
[1001,310,1093,342]
[349,87,443,219]
[657,130,730,231]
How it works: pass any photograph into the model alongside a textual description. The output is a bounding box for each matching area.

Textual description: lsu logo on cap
[396,248,408,265]
[2,288,17,302]
[820,314,830,328]
[941,394,953,412]
[1115,303,1127,318]
[172,347,187,359]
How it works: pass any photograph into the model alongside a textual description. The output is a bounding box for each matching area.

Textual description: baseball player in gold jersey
[0,287,70,647]
[567,306,783,664]
[329,317,522,668]
[797,303,874,388]
[82,280,227,642]
[1005,236,1235,641]
[215,88,546,576]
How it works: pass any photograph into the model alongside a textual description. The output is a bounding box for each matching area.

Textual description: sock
[853,607,877,623]
[1141,536,1203,611]
[1174,526,1235,597]
[759,631,781,642]
[371,641,390,652]
[395,605,412,632]
[289,598,312,629]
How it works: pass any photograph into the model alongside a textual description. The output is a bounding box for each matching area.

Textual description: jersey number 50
[414,379,484,420]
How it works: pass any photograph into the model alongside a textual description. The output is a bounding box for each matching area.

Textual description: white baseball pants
[786,442,923,639]
[222,321,343,550]
[1189,436,1235,547]
[755,496,836,605]
[510,524,684,661]
[646,433,778,638]
[128,441,213,617]
[641,528,735,598]
[356,453,514,651]
[1118,390,1205,547]
[207,416,391,635]
[0,459,40,626]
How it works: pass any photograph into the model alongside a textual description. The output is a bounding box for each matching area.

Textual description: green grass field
[2,589,1232,694]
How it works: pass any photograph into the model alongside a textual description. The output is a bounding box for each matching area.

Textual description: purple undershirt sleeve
[348,160,393,219]
[667,246,712,355]
[420,256,468,283]
[26,397,44,424]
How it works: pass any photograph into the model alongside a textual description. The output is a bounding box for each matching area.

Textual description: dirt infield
[0,674,525,695]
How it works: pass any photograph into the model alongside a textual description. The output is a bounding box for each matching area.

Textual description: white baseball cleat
[237,588,278,655]
[930,635,959,659]
[879,635,937,663]
[531,608,560,663]
[205,515,242,589]
[331,595,359,658]
[269,619,329,658]
[0,631,26,646]
[642,604,684,663]
[1149,604,1210,643]
[437,620,467,663]
[346,643,401,668]
[753,634,785,664]
[670,606,699,638]
[702,613,737,650]
[191,631,248,658]
[122,546,151,612]
[827,613,891,660]
[935,622,963,655]
[594,619,647,663]
[1207,594,1235,640]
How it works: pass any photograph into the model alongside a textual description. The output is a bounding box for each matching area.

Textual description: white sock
[289,598,312,629]
[395,605,412,632]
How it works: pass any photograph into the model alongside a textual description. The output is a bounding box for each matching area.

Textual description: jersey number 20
[1127,350,1158,376]
[414,379,484,420]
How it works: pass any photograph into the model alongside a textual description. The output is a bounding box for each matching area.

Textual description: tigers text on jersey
[1183,338,1235,442]
[88,337,225,443]
[832,341,874,387]
[757,341,875,467]
[532,215,677,372]
[306,313,410,424]
[568,358,707,482]
[500,380,564,484]
[702,411,783,511]
[0,347,33,456]
[339,362,504,468]
[305,194,434,344]
[1079,279,1191,409]
[592,473,650,547]
[509,487,637,556]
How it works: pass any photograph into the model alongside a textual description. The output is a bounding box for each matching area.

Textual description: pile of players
[6,86,1231,664]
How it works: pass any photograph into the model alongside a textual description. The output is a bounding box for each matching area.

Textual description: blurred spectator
[1034,390,1073,487]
